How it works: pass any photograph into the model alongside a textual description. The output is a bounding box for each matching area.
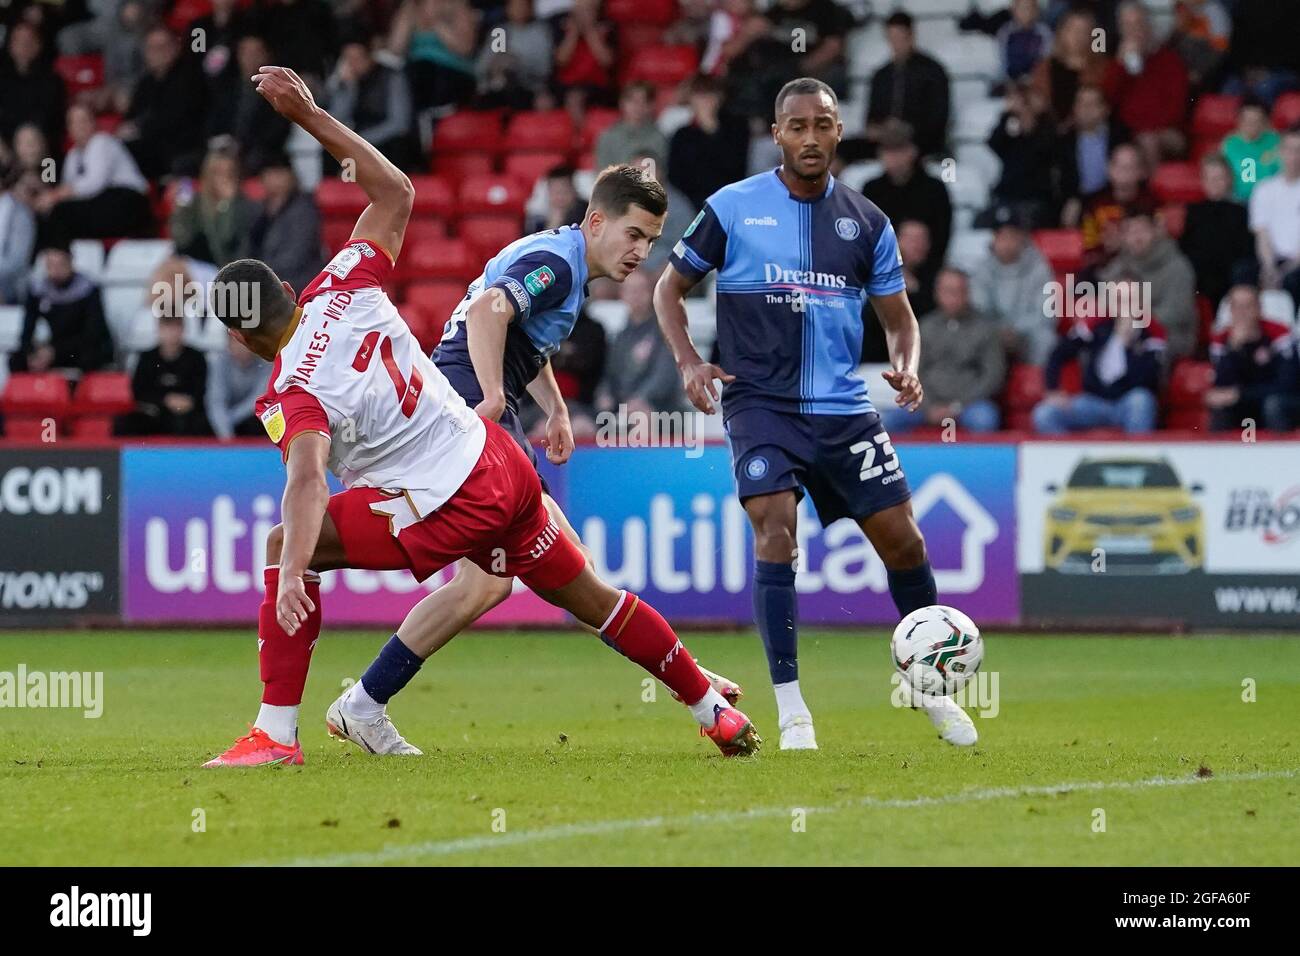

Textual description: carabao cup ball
[890,605,984,697]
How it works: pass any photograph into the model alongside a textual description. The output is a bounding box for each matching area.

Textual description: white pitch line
[248,767,1300,867]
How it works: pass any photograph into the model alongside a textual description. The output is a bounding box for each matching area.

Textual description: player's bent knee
[882,532,927,570]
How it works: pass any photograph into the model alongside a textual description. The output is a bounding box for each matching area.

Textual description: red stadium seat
[503,110,576,154]
[315,179,370,218]
[1272,92,1300,131]
[433,111,505,154]
[1194,293,1214,358]
[404,217,449,245]
[166,0,212,32]
[405,280,469,326]
[605,0,676,25]
[1151,162,1205,204]
[1191,94,1240,142]
[54,54,104,96]
[1159,202,1187,240]
[617,22,669,58]
[623,44,700,87]
[400,237,479,283]
[505,151,569,190]
[431,151,496,185]
[399,301,443,353]
[1032,229,1084,273]
[70,371,134,438]
[581,107,621,151]
[1166,359,1215,408]
[408,174,456,218]
[460,214,524,263]
[458,174,529,217]
[1058,359,1083,394]
[322,218,355,255]
[1,373,71,439]
[1002,363,1045,412]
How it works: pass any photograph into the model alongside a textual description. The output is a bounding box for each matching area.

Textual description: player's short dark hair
[885,11,914,31]
[210,258,296,332]
[774,77,838,118]
[588,164,667,219]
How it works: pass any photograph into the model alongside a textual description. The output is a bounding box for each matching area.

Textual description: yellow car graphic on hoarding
[1044,458,1205,574]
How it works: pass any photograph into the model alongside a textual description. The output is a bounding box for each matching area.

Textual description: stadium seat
[0,304,23,353]
[400,237,479,283]
[1164,359,1213,430]
[458,174,529,217]
[505,151,569,191]
[460,214,524,263]
[1191,94,1241,143]
[616,21,669,58]
[433,110,505,154]
[399,300,443,353]
[70,371,134,438]
[404,217,449,245]
[1058,359,1083,394]
[404,280,468,327]
[1151,162,1204,204]
[1,373,71,439]
[315,179,370,219]
[605,0,676,25]
[54,53,104,97]
[581,107,621,151]
[1272,92,1300,131]
[623,45,699,87]
[1001,363,1044,431]
[102,239,172,287]
[70,240,105,283]
[322,218,355,255]
[1032,229,1084,273]
[432,151,496,185]
[408,174,456,219]
[503,110,576,155]
[1159,203,1187,240]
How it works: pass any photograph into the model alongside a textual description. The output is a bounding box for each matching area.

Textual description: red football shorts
[324,419,586,591]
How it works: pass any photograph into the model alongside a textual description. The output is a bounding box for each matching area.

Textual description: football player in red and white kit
[201,66,760,766]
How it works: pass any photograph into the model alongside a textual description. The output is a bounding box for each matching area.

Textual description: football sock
[600,590,711,707]
[753,560,799,684]
[255,703,298,747]
[887,561,938,616]
[256,566,322,745]
[774,679,811,725]
[358,634,424,708]
[342,680,384,721]
[688,687,730,728]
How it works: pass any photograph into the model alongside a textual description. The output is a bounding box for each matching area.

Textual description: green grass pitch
[1,630,1297,866]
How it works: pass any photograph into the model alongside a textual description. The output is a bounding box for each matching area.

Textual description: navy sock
[753,560,799,685]
[359,634,424,704]
[887,561,938,617]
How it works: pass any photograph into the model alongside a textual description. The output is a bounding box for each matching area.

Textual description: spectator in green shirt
[1222,100,1281,201]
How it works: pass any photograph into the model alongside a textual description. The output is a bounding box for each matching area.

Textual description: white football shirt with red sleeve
[254,238,487,516]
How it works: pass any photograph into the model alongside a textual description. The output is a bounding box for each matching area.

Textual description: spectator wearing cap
[1057,85,1131,214]
[9,244,114,375]
[328,39,416,170]
[986,78,1060,228]
[1205,284,1291,431]
[118,313,213,437]
[883,268,1005,434]
[970,206,1057,365]
[0,22,65,150]
[170,149,258,269]
[119,25,209,178]
[1250,129,1300,308]
[33,103,152,245]
[863,120,953,269]
[248,155,323,294]
[525,165,588,234]
[596,83,668,171]
[866,11,951,159]
[1221,100,1279,202]
[1099,208,1198,359]
[1101,1,1190,166]
[207,334,271,439]
[1180,154,1255,308]
[1075,142,1154,271]
[998,0,1054,83]
[475,0,554,109]
[1032,307,1164,434]
[667,76,750,214]
[1031,8,1107,127]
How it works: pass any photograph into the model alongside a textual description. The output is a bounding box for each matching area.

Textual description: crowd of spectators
[0,0,1299,437]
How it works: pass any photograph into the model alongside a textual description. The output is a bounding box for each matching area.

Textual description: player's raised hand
[276,572,316,636]
[251,66,318,125]
[882,368,923,412]
[542,410,574,464]
[681,362,735,414]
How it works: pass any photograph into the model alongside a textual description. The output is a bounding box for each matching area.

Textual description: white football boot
[778,714,819,750]
[325,694,423,756]
[918,695,978,747]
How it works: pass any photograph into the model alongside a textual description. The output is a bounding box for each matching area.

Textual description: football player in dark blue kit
[654,78,977,750]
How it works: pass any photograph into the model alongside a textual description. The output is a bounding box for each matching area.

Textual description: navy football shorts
[723,406,912,525]
[437,361,550,495]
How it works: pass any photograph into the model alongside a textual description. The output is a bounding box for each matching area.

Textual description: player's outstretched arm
[251,65,414,259]
[526,361,574,465]
[871,290,924,412]
[653,266,733,415]
[277,433,331,635]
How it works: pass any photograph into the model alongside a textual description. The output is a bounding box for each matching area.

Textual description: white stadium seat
[956,142,1003,192]
[103,287,146,347]
[122,307,160,354]
[954,96,1003,143]
[947,230,992,272]
[0,304,23,353]
[103,239,172,287]
[70,240,105,283]
[837,160,883,193]
[585,300,629,338]
[902,0,969,16]
[936,35,1000,79]
[684,298,717,351]
[1215,290,1297,330]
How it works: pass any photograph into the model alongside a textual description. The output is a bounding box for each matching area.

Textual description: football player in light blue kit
[655,78,977,750]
